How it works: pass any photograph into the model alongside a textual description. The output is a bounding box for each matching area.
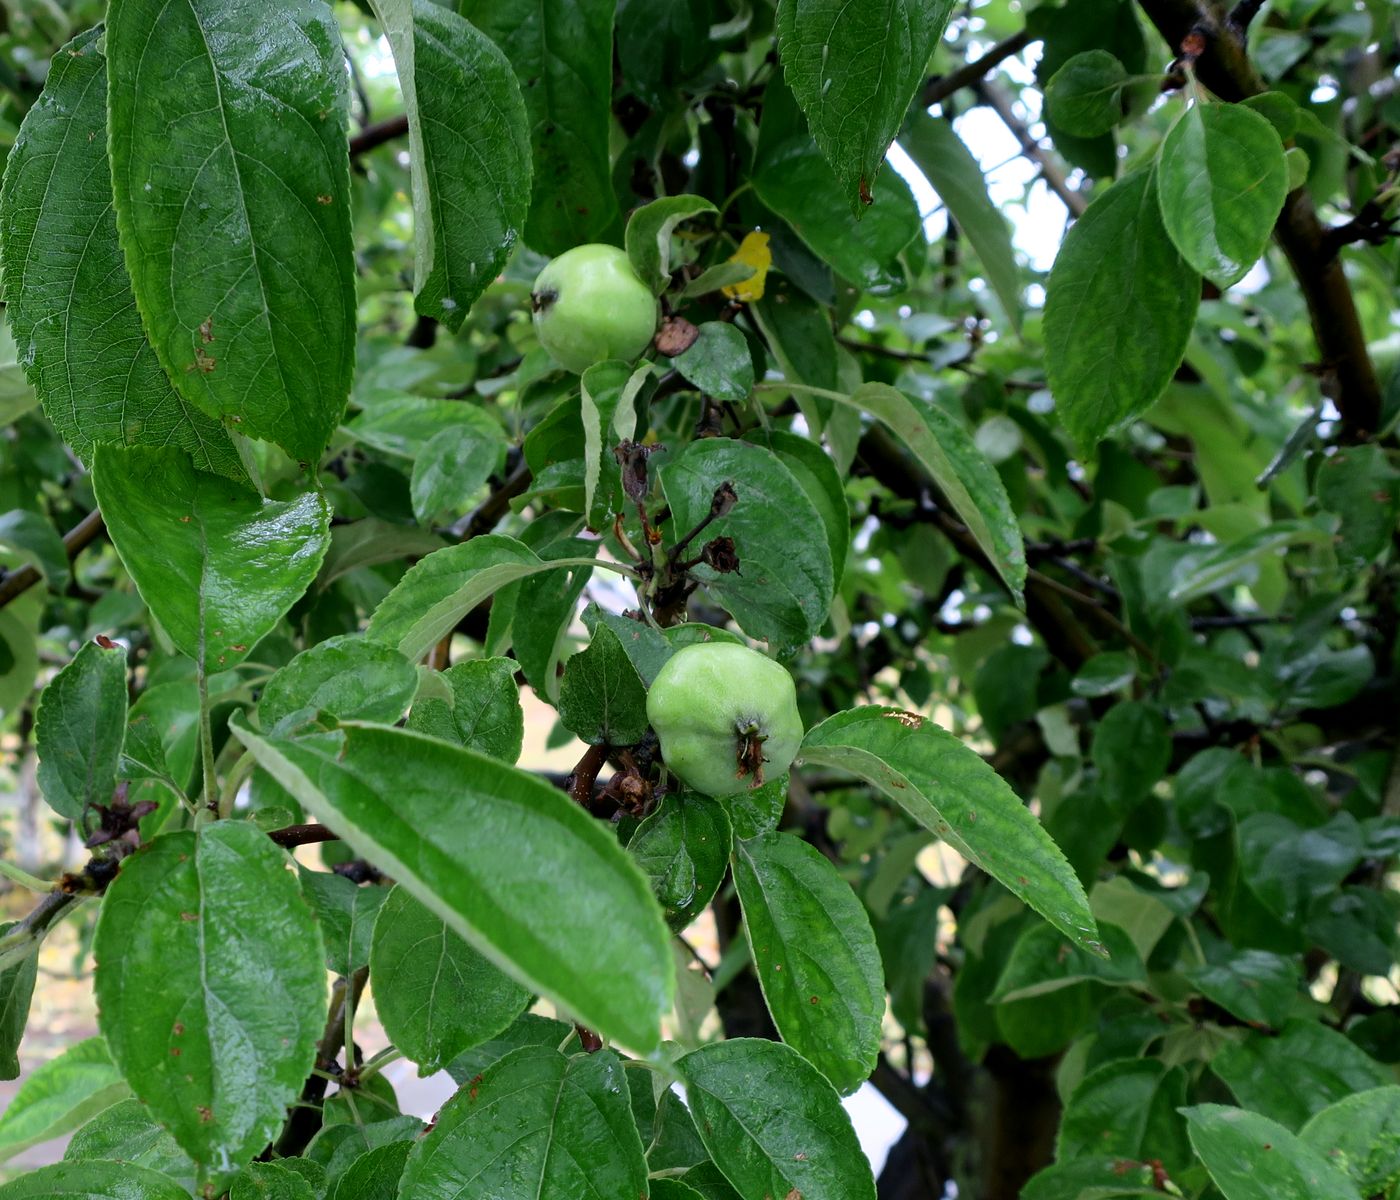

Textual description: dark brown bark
[1134,0,1383,439]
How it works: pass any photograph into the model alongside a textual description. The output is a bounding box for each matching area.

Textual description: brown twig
[267,823,340,849]
[972,81,1088,217]
[348,113,408,158]
[274,967,369,1157]
[567,744,609,809]
[1133,0,1384,438]
[0,508,106,611]
[922,30,1035,109]
[450,461,532,540]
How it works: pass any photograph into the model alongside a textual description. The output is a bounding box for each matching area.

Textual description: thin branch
[972,81,1088,217]
[275,967,369,1157]
[858,426,1100,670]
[567,744,609,809]
[1133,0,1384,438]
[267,823,340,848]
[0,508,105,611]
[348,113,408,158]
[922,30,1035,109]
[450,460,532,540]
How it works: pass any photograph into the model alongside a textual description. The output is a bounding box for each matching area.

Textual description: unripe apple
[531,244,658,373]
[646,642,803,797]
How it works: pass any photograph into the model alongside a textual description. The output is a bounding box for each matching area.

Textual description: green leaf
[753,148,921,294]
[673,323,755,402]
[0,27,242,477]
[317,519,445,590]
[1237,812,1363,925]
[751,277,839,392]
[1184,949,1298,1028]
[0,510,68,593]
[1158,102,1288,288]
[230,1161,317,1200]
[445,1012,574,1084]
[1316,443,1400,569]
[0,1036,127,1162]
[628,792,732,932]
[1070,651,1137,697]
[411,426,504,526]
[752,431,851,587]
[651,1181,708,1200]
[583,606,674,686]
[0,591,40,723]
[346,396,502,461]
[1044,167,1200,449]
[845,385,1026,603]
[626,195,718,293]
[990,921,1144,1001]
[459,0,618,254]
[799,707,1102,953]
[1212,1020,1390,1130]
[369,885,531,1074]
[324,1143,408,1200]
[899,113,1022,331]
[579,360,642,526]
[0,325,40,427]
[94,822,326,1176]
[0,920,37,1081]
[1044,50,1129,137]
[1300,1087,1400,1199]
[63,1097,195,1183]
[372,0,531,330]
[399,1045,646,1198]
[235,720,673,1051]
[497,533,597,701]
[298,868,387,976]
[0,1162,191,1200]
[1183,1104,1362,1200]
[774,0,954,214]
[1167,518,1332,604]
[35,638,128,823]
[557,622,650,746]
[407,657,524,762]
[366,534,562,662]
[1090,701,1169,810]
[659,438,834,648]
[732,831,884,1095]
[93,446,331,672]
[260,635,418,730]
[1057,1059,1188,1168]
[679,1038,876,1200]
[106,0,355,463]
[1021,1156,1167,1200]
[305,1116,421,1182]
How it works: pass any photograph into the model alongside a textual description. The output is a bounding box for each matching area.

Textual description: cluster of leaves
[0,1,1395,1200]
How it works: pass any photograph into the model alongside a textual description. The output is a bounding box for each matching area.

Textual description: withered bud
[702,536,741,574]
[613,440,658,503]
[710,481,738,519]
[654,315,700,357]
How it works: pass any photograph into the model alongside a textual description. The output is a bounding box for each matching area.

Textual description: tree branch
[1134,0,1384,438]
[858,426,1100,670]
[348,113,408,158]
[972,81,1088,218]
[267,823,340,848]
[450,460,532,540]
[0,508,105,611]
[922,31,1035,109]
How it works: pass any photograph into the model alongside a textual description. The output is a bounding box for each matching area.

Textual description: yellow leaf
[722,230,771,302]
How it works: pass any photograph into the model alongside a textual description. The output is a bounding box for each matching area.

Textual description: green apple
[646,642,803,796]
[531,244,658,373]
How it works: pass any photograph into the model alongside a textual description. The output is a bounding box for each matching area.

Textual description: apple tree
[0,1,1396,1198]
